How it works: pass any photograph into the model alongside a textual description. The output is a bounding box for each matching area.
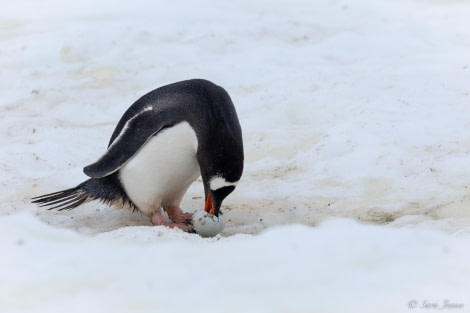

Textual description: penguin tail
[31,185,90,211]
[32,177,136,211]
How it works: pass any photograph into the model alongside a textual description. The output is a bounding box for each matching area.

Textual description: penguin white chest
[118,121,200,216]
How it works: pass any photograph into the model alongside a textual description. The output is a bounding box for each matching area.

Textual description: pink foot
[165,206,193,224]
[151,210,194,232]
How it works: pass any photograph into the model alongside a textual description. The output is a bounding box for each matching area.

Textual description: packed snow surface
[1,0,470,312]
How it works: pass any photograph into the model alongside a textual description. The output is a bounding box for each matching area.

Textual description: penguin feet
[151,207,194,233]
[165,206,193,224]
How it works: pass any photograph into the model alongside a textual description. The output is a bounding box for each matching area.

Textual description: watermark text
[408,299,464,310]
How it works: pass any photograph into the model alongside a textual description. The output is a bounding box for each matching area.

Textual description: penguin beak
[204,193,216,215]
[204,192,221,216]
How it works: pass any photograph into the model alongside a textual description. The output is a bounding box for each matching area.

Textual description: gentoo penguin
[32,79,244,232]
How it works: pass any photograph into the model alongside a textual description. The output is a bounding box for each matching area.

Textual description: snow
[1,0,470,312]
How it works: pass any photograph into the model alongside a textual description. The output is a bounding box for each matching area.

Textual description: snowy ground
[1,0,470,312]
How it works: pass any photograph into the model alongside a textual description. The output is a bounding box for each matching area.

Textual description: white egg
[192,211,225,237]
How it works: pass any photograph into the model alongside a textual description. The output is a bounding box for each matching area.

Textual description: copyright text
[408,299,464,310]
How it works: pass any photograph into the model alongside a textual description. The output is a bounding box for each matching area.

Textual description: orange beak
[204,193,216,215]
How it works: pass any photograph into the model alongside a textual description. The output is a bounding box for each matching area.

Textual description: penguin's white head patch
[209,176,238,191]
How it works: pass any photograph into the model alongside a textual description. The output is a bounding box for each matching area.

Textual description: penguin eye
[212,186,235,202]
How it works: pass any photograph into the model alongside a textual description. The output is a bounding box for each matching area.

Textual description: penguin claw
[185,228,197,234]
[183,218,196,233]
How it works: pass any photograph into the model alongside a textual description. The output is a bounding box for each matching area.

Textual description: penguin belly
[118,121,200,217]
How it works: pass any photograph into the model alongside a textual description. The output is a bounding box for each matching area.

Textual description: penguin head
[203,176,239,217]
[199,139,243,217]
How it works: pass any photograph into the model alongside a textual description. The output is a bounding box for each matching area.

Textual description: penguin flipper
[84,109,168,178]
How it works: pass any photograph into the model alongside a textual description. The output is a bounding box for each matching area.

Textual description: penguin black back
[83,79,243,179]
